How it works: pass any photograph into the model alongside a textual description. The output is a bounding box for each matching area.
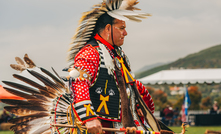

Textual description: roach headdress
[67,0,151,66]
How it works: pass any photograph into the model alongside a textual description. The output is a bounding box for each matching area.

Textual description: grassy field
[1,126,221,134]
[0,131,13,134]
[170,126,221,134]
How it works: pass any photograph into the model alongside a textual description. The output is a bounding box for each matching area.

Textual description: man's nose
[124,30,127,36]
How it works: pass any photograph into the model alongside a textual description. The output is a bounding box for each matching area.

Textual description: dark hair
[93,13,115,35]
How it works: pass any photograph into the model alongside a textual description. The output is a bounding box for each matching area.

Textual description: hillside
[135,44,221,79]
[134,62,168,74]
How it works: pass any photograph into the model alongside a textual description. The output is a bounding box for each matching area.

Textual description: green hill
[135,44,221,79]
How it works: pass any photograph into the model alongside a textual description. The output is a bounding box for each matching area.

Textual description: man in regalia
[1,1,175,134]
[67,0,155,134]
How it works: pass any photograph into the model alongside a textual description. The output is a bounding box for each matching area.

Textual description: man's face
[112,19,127,47]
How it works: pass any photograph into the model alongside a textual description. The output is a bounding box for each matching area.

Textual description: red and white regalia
[71,34,155,126]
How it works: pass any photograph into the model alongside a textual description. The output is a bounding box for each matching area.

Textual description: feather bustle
[3,64,69,133]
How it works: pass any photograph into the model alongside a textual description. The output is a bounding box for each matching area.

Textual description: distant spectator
[0,109,11,124]
[160,108,166,124]
[163,105,174,126]
[172,107,180,126]
[210,101,220,114]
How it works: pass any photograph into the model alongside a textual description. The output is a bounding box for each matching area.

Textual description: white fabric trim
[74,100,92,107]
[98,42,114,75]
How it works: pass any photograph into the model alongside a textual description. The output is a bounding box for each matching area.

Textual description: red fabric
[72,78,91,103]
[94,34,115,52]
[82,117,98,125]
[0,85,24,100]
[72,45,100,104]
[74,45,100,80]
[135,80,155,113]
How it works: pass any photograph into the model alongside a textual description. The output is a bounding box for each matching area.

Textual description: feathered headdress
[67,0,151,66]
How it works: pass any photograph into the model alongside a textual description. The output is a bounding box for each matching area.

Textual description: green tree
[173,95,184,110]
[147,87,172,111]
[188,86,202,110]
[152,90,168,103]
[201,96,212,110]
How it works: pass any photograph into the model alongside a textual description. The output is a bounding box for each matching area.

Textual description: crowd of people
[160,101,220,126]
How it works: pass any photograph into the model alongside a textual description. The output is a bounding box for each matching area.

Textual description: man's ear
[104,24,112,34]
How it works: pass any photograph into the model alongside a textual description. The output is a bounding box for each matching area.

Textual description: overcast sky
[0,0,221,85]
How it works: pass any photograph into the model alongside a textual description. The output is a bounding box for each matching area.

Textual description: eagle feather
[24,54,36,68]
[15,57,25,66]
[2,81,40,94]
[10,64,26,72]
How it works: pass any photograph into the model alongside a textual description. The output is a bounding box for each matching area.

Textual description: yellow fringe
[67,105,85,134]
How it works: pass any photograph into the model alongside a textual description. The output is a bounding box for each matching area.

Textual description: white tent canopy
[138,68,221,85]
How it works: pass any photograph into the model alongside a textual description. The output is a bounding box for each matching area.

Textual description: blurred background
[1,0,221,133]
